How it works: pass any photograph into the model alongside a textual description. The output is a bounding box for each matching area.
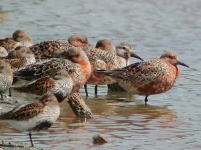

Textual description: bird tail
[14,70,38,80]
[95,69,127,79]
[13,86,28,92]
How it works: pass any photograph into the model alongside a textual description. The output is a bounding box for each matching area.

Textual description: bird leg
[0,94,3,100]
[8,88,12,97]
[28,132,34,147]
[95,85,98,97]
[84,84,88,97]
[145,96,148,105]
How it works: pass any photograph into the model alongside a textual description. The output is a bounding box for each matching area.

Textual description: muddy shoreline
[0,140,47,150]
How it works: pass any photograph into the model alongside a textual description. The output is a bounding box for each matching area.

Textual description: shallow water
[0,0,201,149]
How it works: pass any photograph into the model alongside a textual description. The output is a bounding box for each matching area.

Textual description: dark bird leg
[145,95,148,105]
[8,88,12,97]
[84,84,88,97]
[28,132,34,147]
[1,94,3,100]
[95,85,98,97]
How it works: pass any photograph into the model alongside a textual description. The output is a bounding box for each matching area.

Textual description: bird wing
[14,76,56,95]
[30,40,71,58]
[0,102,44,121]
[14,58,77,80]
[82,45,115,64]
[96,59,170,84]
[3,58,26,70]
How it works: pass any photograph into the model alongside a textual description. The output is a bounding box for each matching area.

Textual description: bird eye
[168,55,173,59]
[123,47,126,50]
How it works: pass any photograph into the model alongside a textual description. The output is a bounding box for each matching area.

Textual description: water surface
[0,0,201,149]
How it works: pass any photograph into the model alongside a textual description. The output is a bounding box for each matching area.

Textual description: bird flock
[0,29,189,147]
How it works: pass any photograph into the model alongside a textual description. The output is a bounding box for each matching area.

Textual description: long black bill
[130,52,144,61]
[177,60,189,68]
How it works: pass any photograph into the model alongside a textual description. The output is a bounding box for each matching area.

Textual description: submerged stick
[67,92,93,119]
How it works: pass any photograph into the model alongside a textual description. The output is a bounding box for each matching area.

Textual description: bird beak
[177,60,189,68]
[130,52,144,61]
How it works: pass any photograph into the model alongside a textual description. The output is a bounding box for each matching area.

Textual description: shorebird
[82,39,116,96]
[0,38,19,53]
[2,46,36,71]
[0,92,60,147]
[96,52,189,105]
[0,30,33,53]
[14,47,91,94]
[115,42,142,67]
[0,60,13,99]
[83,40,143,97]
[0,47,8,58]
[12,29,33,47]
[14,69,74,102]
[108,42,143,91]
[30,34,89,58]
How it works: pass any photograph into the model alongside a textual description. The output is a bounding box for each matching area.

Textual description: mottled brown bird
[0,60,13,99]
[30,34,89,58]
[0,92,60,147]
[14,69,74,102]
[2,46,36,71]
[0,30,33,52]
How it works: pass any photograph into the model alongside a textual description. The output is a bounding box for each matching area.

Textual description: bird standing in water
[96,52,189,105]
[0,92,60,147]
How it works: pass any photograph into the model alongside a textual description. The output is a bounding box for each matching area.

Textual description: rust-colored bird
[14,47,91,95]
[96,52,189,105]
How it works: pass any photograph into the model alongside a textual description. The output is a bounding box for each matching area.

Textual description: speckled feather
[14,69,74,102]
[14,76,56,95]
[106,59,170,85]
[14,58,79,79]
[0,93,60,132]
[30,35,89,58]
[15,47,91,93]
[12,30,33,47]
[0,30,33,53]
[82,45,116,69]
[30,40,73,58]
[1,46,36,71]
[0,60,13,95]
[3,58,27,70]
[0,102,44,121]
[105,59,170,83]
[0,38,19,52]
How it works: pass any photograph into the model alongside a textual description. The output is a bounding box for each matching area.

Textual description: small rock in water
[93,134,108,144]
